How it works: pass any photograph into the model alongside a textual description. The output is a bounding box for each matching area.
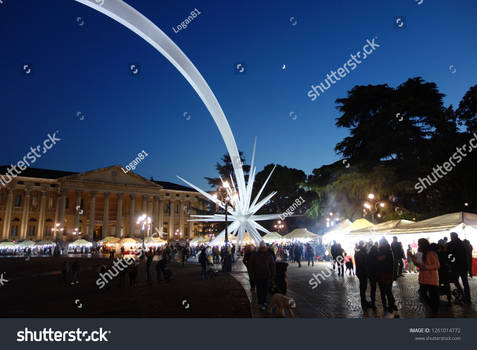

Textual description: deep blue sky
[1,0,476,189]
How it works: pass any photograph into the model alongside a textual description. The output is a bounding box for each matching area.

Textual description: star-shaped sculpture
[178,139,281,246]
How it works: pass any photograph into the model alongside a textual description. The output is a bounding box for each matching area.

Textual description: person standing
[463,239,474,278]
[249,241,276,311]
[305,243,315,266]
[377,238,397,315]
[391,236,405,278]
[411,239,440,312]
[366,242,379,309]
[355,241,370,309]
[447,232,471,303]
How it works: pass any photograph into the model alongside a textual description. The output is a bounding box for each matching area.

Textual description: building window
[32,194,39,208]
[48,197,53,209]
[80,199,84,208]
[65,197,69,209]
[175,204,179,213]
[165,203,170,214]
[11,225,19,236]
[28,226,36,236]
[14,195,22,207]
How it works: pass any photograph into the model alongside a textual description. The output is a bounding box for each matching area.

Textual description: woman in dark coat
[377,238,397,315]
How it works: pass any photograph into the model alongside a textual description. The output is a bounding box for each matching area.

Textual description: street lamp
[137,214,152,239]
[363,193,385,224]
[215,180,235,272]
[274,220,285,232]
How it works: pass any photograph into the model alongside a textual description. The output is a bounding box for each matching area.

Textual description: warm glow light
[368,193,375,200]
[223,181,230,189]
[364,202,371,209]
[380,202,385,208]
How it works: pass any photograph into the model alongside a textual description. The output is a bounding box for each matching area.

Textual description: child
[344,253,355,276]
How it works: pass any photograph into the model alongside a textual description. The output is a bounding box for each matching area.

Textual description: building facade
[0,165,204,241]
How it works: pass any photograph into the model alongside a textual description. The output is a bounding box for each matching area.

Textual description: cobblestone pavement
[0,257,250,317]
[285,261,477,318]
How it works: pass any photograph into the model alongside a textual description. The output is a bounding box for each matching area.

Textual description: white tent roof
[284,228,319,240]
[262,232,284,242]
[347,219,414,236]
[391,212,477,234]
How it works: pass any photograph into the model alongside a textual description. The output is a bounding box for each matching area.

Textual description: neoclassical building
[0,165,205,241]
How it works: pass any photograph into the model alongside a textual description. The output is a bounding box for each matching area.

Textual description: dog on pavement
[269,293,296,317]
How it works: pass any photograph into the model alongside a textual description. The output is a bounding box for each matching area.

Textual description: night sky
[1,0,476,189]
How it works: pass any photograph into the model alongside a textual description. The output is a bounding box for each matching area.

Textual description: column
[142,195,147,215]
[147,196,153,237]
[179,200,185,238]
[102,192,110,236]
[188,201,194,238]
[20,186,32,239]
[37,189,47,240]
[2,187,14,240]
[58,190,66,225]
[158,198,164,234]
[74,190,82,229]
[88,192,97,237]
[116,193,123,237]
[152,196,159,234]
[169,200,175,238]
[129,194,136,235]
[53,194,61,240]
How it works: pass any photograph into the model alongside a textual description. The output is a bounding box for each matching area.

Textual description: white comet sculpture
[75,0,281,245]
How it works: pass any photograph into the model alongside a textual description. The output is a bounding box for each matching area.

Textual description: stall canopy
[284,228,319,241]
[98,236,120,245]
[230,232,255,245]
[17,240,36,248]
[390,212,477,234]
[118,238,139,248]
[35,240,55,247]
[322,219,352,244]
[262,232,284,243]
[70,239,93,247]
[347,219,414,236]
[144,236,167,247]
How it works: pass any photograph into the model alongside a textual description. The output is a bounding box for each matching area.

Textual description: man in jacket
[447,232,471,303]
[249,241,276,310]
[355,241,369,309]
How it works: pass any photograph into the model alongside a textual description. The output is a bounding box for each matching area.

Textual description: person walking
[71,261,80,285]
[199,248,208,280]
[243,245,256,290]
[355,241,370,309]
[146,249,153,283]
[61,261,70,286]
[377,238,397,315]
[411,239,440,312]
[294,244,303,268]
[335,243,345,276]
[249,241,276,311]
[407,245,416,273]
[447,232,471,303]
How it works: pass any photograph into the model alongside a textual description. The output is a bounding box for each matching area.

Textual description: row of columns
[1,186,197,240]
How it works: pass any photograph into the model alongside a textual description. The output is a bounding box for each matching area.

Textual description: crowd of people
[343,232,474,316]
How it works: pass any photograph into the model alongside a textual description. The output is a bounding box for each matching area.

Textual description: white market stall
[342,219,414,251]
[322,219,352,245]
[262,231,285,244]
[284,228,319,242]
[144,236,167,248]
[68,239,93,252]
